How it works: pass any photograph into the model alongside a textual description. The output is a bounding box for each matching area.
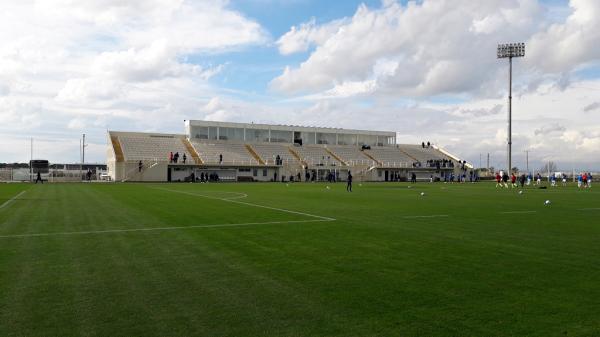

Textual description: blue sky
[0,0,599,170]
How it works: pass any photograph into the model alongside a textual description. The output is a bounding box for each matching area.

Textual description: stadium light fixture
[497,42,525,174]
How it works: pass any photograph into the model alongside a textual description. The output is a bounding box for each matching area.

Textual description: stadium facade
[107,120,470,182]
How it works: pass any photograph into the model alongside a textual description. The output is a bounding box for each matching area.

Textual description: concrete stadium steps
[364,147,414,168]
[110,135,125,162]
[245,144,266,165]
[117,134,191,162]
[401,144,449,162]
[287,147,306,167]
[183,138,203,164]
[250,143,300,166]
[323,147,346,166]
[190,141,260,166]
[293,145,342,167]
[326,145,375,166]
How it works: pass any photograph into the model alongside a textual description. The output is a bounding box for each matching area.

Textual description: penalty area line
[0,219,334,239]
[151,187,336,221]
[403,214,449,219]
[0,190,27,211]
[500,210,537,214]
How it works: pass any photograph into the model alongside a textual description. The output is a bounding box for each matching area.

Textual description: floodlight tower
[497,42,525,174]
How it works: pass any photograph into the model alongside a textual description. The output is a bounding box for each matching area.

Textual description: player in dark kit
[347,171,353,192]
[35,171,43,184]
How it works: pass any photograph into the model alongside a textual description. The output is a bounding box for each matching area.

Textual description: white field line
[0,219,332,239]
[0,190,27,211]
[403,215,449,219]
[578,208,600,211]
[500,210,537,214]
[152,187,336,221]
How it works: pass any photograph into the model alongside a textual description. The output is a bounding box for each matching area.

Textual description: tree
[539,161,557,174]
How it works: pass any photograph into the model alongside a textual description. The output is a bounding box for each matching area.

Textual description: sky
[1,0,599,171]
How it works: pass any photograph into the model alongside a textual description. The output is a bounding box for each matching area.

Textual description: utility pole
[30,138,33,182]
[525,150,529,173]
[487,153,490,171]
[82,133,86,164]
[497,43,525,175]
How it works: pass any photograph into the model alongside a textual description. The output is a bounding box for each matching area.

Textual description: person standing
[219,153,223,164]
[347,171,353,192]
[182,153,187,164]
[138,160,143,172]
[35,171,43,184]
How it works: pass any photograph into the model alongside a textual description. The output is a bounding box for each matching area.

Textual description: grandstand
[107,120,471,182]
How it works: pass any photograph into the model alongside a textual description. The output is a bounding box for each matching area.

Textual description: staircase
[324,148,347,166]
[110,135,125,162]
[288,147,307,167]
[245,144,266,165]
[122,158,159,182]
[182,138,203,164]
[361,151,381,166]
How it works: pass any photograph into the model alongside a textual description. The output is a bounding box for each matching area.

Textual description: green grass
[1,181,599,336]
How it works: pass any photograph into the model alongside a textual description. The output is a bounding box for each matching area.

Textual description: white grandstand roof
[185,120,396,136]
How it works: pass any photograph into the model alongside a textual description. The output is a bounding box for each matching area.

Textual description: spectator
[182,153,187,164]
[347,171,353,192]
[169,152,173,163]
[138,160,142,172]
[219,153,223,164]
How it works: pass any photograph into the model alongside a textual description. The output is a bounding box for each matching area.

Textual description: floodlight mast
[497,43,525,175]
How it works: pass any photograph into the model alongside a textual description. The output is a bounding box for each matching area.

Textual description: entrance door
[167,167,172,182]
[384,170,389,182]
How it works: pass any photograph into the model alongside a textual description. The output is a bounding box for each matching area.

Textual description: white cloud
[277,17,346,55]
[527,0,600,72]
[0,0,266,163]
[272,0,544,96]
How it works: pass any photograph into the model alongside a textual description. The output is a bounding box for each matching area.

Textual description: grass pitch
[1,181,599,336]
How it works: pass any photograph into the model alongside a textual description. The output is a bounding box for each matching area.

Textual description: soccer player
[511,173,517,188]
[35,171,43,184]
[536,173,542,185]
[577,174,582,188]
[346,171,353,192]
[502,172,509,188]
[561,173,567,187]
[583,172,588,188]
[495,172,501,188]
[588,173,593,188]
[550,174,556,187]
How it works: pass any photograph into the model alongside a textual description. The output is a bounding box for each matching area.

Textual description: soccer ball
[359,183,362,187]
[544,200,551,205]
[420,192,425,196]
[286,184,289,187]
[518,190,523,194]
[408,186,412,189]
[326,186,330,190]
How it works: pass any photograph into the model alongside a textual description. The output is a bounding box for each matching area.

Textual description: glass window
[358,134,378,146]
[247,129,269,142]
[338,133,356,145]
[300,132,315,145]
[208,127,218,140]
[192,126,209,139]
[219,127,244,141]
[270,130,293,143]
[316,133,336,145]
